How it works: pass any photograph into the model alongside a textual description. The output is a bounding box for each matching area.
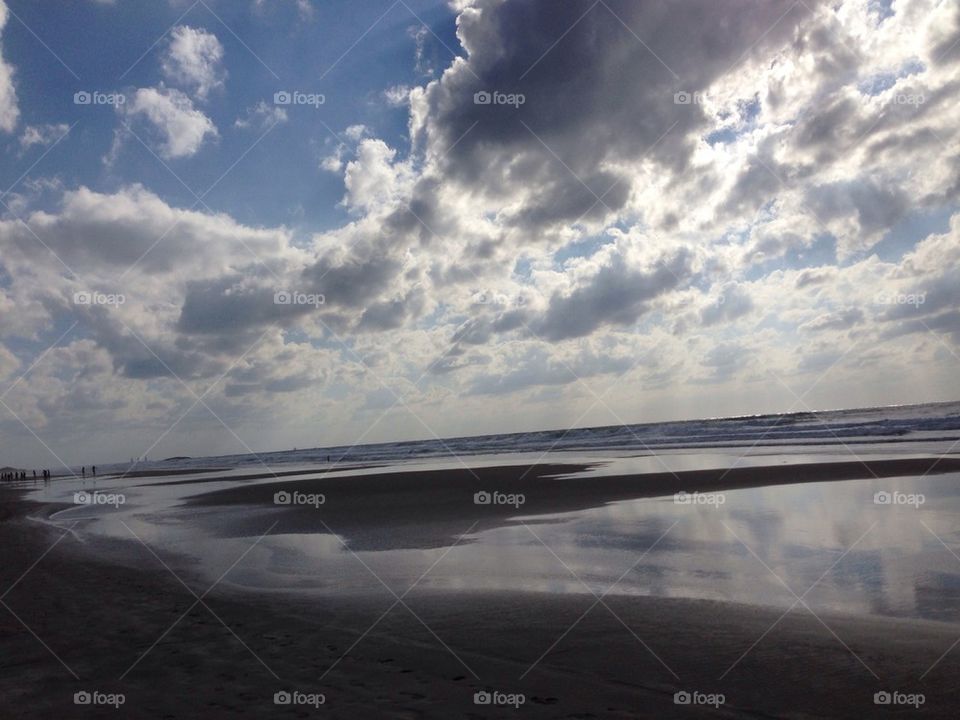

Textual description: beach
[3,447,960,718]
[4,0,960,714]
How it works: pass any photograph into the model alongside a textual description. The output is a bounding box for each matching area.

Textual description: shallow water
[26,445,960,623]
[222,470,960,624]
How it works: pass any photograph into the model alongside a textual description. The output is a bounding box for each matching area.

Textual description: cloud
[175,275,317,336]
[795,267,837,289]
[697,342,751,383]
[800,307,865,333]
[532,243,695,342]
[234,100,287,131]
[342,139,415,212]
[253,0,314,21]
[0,342,18,381]
[409,0,816,235]
[122,87,218,159]
[467,344,633,396]
[700,283,755,326]
[161,26,226,100]
[4,184,297,275]
[19,123,71,149]
[320,125,370,173]
[0,0,19,133]
[0,184,311,388]
[805,178,910,256]
[6,0,960,464]
[383,84,411,107]
[929,2,960,65]
[301,247,402,311]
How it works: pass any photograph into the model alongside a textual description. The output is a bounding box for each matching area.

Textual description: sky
[0,0,959,468]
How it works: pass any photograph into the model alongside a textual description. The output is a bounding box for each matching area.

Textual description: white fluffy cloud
[122,86,218,158]
[342,139,414,212]
[0,0,20,133]
[161,25,226,100]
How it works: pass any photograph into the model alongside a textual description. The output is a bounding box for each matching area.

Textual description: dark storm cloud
[67,302,221,380]
[176,275,317,335]
[719,133,814,222]
[504,171,632,231]
[791,97,862,164]
[357,287,426,332]
[416,0,819,232]
[806,179,910,239]
[357,298,408,331]
[300,251,402,309]
[531,247,694,341]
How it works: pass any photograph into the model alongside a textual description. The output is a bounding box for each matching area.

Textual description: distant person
[92,465,96,476]
[81,466,86,478]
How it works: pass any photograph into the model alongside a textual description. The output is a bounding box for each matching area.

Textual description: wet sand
[2,484,959,718]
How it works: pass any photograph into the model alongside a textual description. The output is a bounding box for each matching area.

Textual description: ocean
[99,400,960,474]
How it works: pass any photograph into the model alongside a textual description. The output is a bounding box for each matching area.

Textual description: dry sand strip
[187,457,960,550]
[2,488,959,718]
